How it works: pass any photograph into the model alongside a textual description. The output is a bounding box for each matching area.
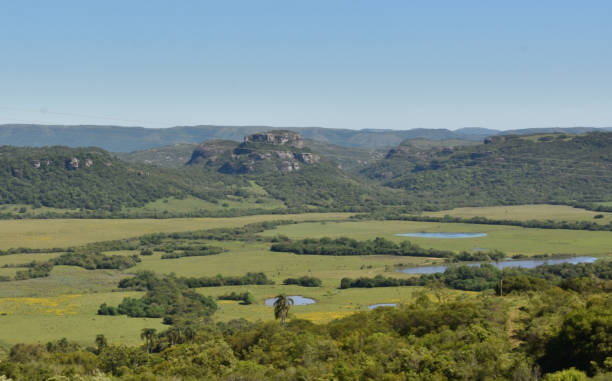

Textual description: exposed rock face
[295,152,320,164]
[275,151,294,160]
[280,161,300,171]
[188,140,236,165]
[189,132,319,173]
[66,157,80,170]
[85,159,93,168]
[32,160,41,169]
[244,131,304,148]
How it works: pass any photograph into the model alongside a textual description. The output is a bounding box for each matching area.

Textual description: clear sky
[1,1,611,130]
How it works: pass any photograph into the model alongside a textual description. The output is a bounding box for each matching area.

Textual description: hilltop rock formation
[244,131,304,148]
[188,131,320,173]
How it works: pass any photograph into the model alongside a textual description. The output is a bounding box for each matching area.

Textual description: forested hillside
[0,146,250,211]
[361,132,612,209]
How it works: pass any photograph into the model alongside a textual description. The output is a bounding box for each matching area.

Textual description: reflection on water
[264,295,316,306]
[398,256,598,274]
[368,303,397,310]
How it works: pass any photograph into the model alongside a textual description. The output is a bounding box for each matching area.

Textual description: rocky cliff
[188,132,320,174]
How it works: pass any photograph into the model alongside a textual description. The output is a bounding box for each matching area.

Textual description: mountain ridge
[2,124,610,152]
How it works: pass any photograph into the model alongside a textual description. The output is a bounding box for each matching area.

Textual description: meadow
[262,220,612,256]
[0,207,610,347]
[424,204,612,224]
[0,291,164,346]
[0,212,352,250]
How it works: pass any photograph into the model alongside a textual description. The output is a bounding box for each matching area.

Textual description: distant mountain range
[1,124,610,152]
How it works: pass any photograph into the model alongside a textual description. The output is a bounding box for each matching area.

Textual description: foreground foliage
[1,288,610,380]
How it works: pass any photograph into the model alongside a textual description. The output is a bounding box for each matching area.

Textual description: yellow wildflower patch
[295,311,355,323]
[0,295,81,315]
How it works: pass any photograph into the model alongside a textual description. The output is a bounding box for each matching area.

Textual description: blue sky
[1,1,610,130]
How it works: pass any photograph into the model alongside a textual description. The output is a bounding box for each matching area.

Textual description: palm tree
[94,334,107,353]
[140,328,157,354]
[273,294,294,326]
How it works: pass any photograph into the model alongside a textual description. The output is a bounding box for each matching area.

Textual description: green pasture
[1,212,610,346]
[200,284,439,324]
[0,213,353,250]
[131,240,440,282]
[262,220,612,256]
[424,204,612,224]
[0,291,164,346]
[0,266,125,298]
[0,252,63,267]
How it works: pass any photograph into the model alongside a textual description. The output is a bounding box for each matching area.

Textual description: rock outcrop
[244,131,304,148]
[188,132,320,174]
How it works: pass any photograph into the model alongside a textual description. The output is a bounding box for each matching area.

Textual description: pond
[368,303,397,310]
[397,256,598,275]
[395,232,487,239]
[264,295,316,306]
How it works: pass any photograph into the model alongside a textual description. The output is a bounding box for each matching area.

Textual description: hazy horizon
[2,1,611,130]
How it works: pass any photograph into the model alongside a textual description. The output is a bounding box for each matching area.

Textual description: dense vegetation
[3,132,612,216]
[117,271,274,291]
[217,291,255,305]
[361,213,612,232]
[362,132,612,208]
[282,276,322,287]
[341,260,612,292]
[271,236,506,261]
[98,273,217,322]
[159,245,224,259]
[0,145,252,211]
[2,288,610,380]
[13,252,141,280]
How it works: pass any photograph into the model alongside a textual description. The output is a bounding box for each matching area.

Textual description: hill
[0,145,251,212]
[186,131,408,209]
[3,124,609,152]
[116,143,198,168]
[0,132,410,214]
[360,132,612,209]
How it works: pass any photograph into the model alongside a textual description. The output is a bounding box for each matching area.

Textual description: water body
[398,256,598,275]
[395,232,487,239]
[264,295,316,306]
[368,303,397,310]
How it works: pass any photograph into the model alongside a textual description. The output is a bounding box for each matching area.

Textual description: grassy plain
[0,292,164,346]
[262,220,612,256]
[424,204,612,224]
[0,212,353,250]
[0,211,610,346]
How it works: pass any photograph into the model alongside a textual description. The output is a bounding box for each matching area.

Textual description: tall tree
[140,328,157,354]
[94,334,108,354]
[273,294,294,326]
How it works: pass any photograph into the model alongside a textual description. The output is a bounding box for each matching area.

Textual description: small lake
[264,295,316,306]
[368,303,397,310]
[398,256,598,275]
[395,232,487,239]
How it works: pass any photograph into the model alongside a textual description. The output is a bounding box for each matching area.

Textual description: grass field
[0,291,164,346]
[0,266,126,298]
[0,212,610,347]
[262,220,612,256]
[424,204,612,224]
[0,213,353,250]
[125,194,286,214]
[0,252,64,267]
